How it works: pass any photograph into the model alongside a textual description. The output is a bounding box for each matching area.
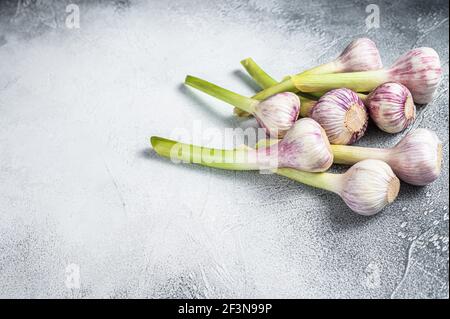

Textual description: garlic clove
[389,47,443,104]
[366,82,416,133]
[335,38,383,72]
[389,128,442,186]
[310,88,368,145]
[274,118,333,172]
[253,92,301,138]
[339,159,400,216]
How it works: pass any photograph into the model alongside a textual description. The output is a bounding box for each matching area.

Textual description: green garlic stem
[358,93,368,101]
[293,71,388,93]
[253,70,388,100]
[241,58,338,90]
[239,58,319,117]
[240,58,278,89]
[299,98,317,118]
[297,60,339,76]
[254,138,280,149]
[185,75,258,114]
[151,136,266,170]
[243,58,340,100]
[276,168,343,194]
[152,136,345,195]
[252,77,298,100]
[299,92,323,100]
[331,145,389,165]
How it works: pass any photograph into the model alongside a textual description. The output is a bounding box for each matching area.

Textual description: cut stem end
[344,103,367,133]
[387,176,401,203]
[404,95,415,120]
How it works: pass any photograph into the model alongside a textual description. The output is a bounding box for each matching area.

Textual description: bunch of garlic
[151,38,443,216]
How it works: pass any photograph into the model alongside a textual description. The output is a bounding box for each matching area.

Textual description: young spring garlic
[152,135,400,215]
[241,38,383,90]
[236,38,382,117]
[277,159,400,216]
[300,37,384,75]
[185,75,300,138]
[151,118,333,172]
[152,134,398,215]
[365,82,416,133]
[309,88,368,145]
[242,61,417,134]
[253,47,442,104]
[331,128,442,186]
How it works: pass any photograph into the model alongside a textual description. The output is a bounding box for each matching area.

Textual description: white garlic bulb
[310,88,368,145]
[366,82,416,133]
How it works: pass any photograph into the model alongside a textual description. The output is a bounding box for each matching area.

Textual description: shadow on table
[232,70,261,92]
[178,83,237,124]
[139,147,376,228]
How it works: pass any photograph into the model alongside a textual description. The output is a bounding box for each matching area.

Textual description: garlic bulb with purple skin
[309,88,368,145]
[336,160,400,215]
[279,159,400,216]
[331,128,442,186]
[366,82,416,133]
[151,118,333,172]
[388,47,442,104]
[185,75,300,138]
[254,47,442,105]
[302,37,383,75]
[276,118,334,171]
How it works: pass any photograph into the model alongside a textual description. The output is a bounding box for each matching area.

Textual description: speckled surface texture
[0,0,448,298]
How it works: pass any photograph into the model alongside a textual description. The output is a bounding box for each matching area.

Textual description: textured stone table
[0,0,448,298]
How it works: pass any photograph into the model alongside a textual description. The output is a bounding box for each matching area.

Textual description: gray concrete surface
[0,0,448,298]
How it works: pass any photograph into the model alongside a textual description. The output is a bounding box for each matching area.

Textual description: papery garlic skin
[310,88,368,145]
[389,47,442,104]
[339,159,400,216]
[388,128,442,186]
[366,82,416,133]
[334,38,383,73]
[254,92,300,138]
[273,118,333,172]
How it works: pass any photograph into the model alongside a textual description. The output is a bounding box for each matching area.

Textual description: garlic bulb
[309,88,368,144]
[331,128,442,186]
[338,159,400,216]
[389,47,443,104]
[366,82,416,133]
[289,38,383,77]
[253,92,301,138]
[185,75,300,138]
[275,118,333,172]
[276,159,400,216]
[332,38,383,73]
[387,128,442,185]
